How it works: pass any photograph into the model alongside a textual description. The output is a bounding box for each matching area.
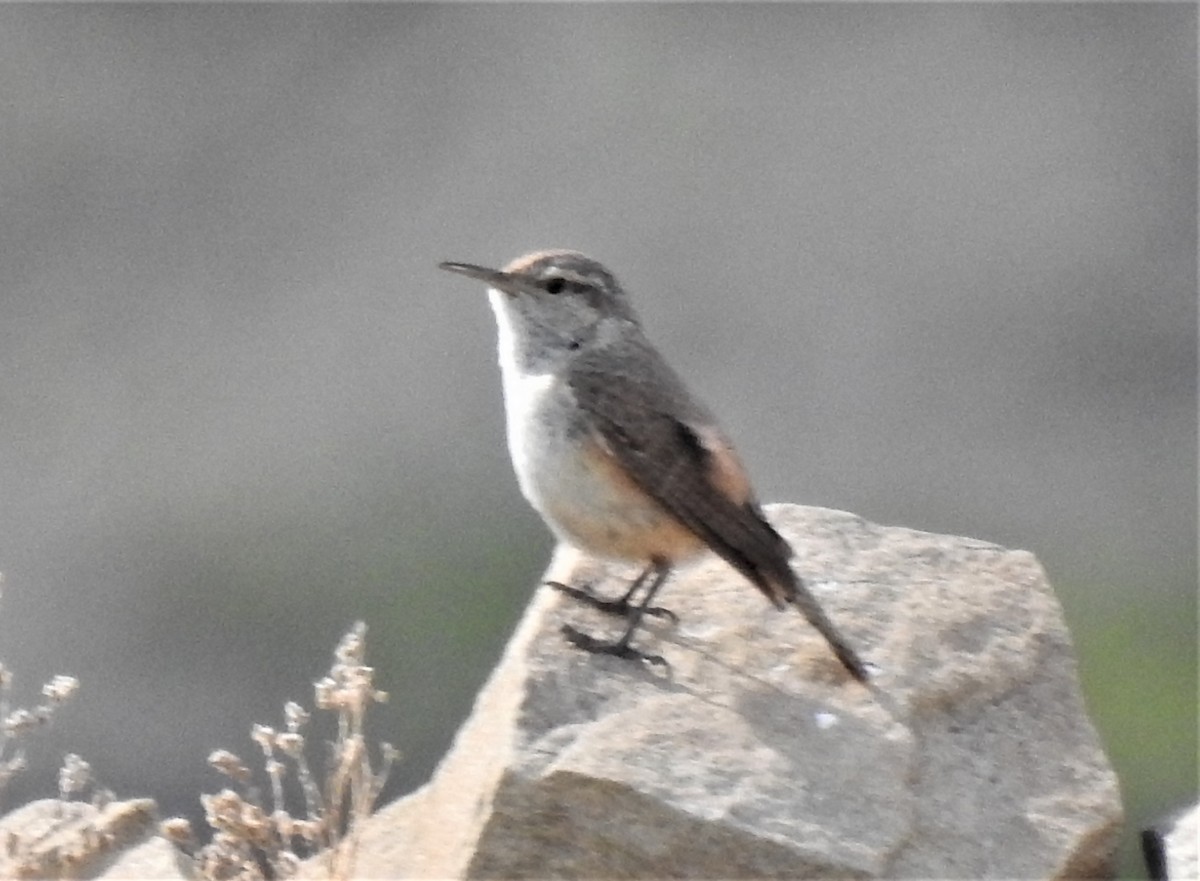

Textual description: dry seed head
[202,788,265,838]
[345,665,374,690]
[0,753,27,781]
[208,749,252,784]
[283,701,309,731]
[201,788,243,820]
[275,731,304,758]
[41,675,79,704]
[57,753,91,798]
[250,724,276,752]
[4,708,41,735]
[196,838,256,881]
[160,817,196,848]
[202,790,273,847]
[313,677,336,710]
[334,622,367,665]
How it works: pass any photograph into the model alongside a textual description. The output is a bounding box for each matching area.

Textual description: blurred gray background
[0,5,1193,876]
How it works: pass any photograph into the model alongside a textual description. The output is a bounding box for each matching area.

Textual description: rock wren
[439,250,867,681]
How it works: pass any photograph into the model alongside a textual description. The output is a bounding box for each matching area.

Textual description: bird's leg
[545,562,678,622]
[561,560,673,667]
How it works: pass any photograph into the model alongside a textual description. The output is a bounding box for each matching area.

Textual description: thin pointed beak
[438,261,527,296]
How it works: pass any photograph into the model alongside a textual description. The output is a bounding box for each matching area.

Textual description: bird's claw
[544,581,678,623]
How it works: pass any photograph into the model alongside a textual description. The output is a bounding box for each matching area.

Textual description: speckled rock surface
[327,505,1123,879]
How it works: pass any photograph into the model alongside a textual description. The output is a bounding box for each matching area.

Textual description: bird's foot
[560,624,668,668]
[544,581,678,622]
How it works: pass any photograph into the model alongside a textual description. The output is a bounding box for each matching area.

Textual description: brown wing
[568,342,869,682]
[567,344,797,608]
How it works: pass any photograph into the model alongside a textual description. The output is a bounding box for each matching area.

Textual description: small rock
[0,796,185,880]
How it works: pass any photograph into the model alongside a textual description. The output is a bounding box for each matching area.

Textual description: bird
[438,250,867,681]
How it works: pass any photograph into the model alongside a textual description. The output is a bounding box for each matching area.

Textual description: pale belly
[501,369,700,564]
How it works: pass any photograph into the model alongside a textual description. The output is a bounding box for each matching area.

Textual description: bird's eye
[544,277,565,295]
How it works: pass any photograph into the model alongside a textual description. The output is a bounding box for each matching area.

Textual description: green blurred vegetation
[1061,575,1198,880]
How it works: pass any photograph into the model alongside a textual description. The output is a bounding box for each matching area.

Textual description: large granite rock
[336,504,1123,879]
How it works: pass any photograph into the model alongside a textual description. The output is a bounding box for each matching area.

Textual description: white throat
[487,287,525,383]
